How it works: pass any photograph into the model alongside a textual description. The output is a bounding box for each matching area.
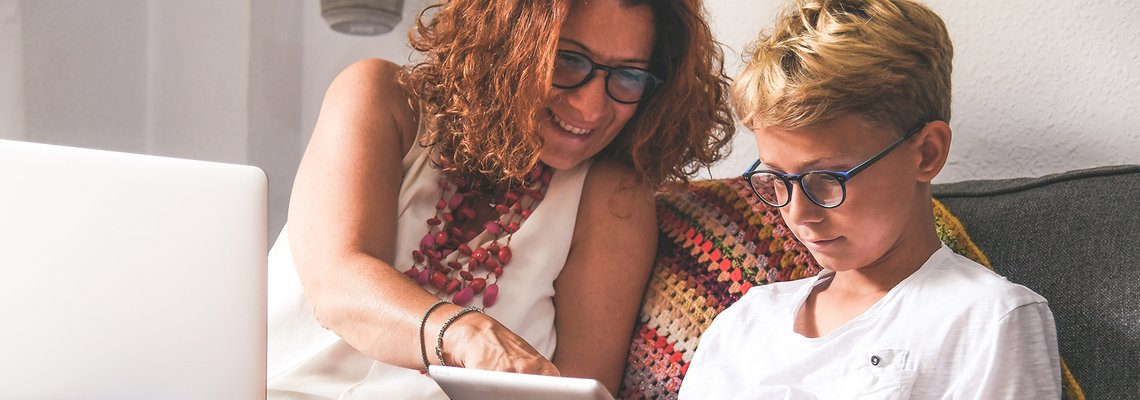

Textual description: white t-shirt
[679,245,1061,400]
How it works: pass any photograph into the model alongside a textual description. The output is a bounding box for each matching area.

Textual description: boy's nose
[781,184,825,226]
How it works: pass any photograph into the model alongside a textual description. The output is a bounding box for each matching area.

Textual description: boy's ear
[914,121,951,183]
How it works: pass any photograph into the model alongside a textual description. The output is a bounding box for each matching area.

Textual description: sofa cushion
[933,165,1140,400]
[621,172,1102,399]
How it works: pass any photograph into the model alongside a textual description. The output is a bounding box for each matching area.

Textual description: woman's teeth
[551,112,592,136]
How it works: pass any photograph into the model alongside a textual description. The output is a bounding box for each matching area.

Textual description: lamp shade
[320,0,404,36]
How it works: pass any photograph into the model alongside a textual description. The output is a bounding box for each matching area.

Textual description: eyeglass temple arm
[743,159,763,176]
[845,124,927,179]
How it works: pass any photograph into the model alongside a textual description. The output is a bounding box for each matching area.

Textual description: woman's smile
[547,108,593,136]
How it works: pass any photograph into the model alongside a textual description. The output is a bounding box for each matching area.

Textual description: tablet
[429,365,615,400]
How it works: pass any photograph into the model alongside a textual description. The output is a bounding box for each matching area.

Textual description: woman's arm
[287,59,555,373]
[551,160,658,393]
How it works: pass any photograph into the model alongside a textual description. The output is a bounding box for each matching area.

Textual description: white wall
[15,0,252,158]
[0,0,22,140]
[144,1,251,162]
[3,0,1139,236]
[250,0,305,242]
[21,1,148,153]
[299,0,424,143]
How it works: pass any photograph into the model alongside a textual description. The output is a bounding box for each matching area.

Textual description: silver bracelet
[435,306,484,368]
[419,299,449,373]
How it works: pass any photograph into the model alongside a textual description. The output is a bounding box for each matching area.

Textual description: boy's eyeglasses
[742,124,927,209]
[552,50,664,104]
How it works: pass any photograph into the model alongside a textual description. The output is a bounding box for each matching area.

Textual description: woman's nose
[562,71,609,121]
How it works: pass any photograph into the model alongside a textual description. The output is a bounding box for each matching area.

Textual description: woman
[267,0,734,398]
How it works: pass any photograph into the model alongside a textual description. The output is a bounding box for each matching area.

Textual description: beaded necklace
[404,158,553,308]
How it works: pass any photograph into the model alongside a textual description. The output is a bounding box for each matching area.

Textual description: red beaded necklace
[404,158,553,308]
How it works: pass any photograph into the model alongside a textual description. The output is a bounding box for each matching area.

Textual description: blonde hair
[731,0,953,133]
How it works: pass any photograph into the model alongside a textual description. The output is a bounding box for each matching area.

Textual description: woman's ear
[914,120,952,183]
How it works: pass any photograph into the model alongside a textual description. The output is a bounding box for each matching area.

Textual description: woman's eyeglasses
[742,124,927,209]
[552,50,663,104]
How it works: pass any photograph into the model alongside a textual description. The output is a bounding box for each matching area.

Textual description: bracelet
[435,306,484,367]
[419,299,449,373]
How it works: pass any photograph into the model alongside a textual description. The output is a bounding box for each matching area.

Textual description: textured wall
[932,0,1140,181]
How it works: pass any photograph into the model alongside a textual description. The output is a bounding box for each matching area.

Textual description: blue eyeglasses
[742,123,927,209]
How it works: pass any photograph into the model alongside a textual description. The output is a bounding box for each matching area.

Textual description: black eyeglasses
[552,50,664,104]
[742,123,927,209]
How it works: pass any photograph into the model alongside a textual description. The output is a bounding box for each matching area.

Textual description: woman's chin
[537,127,599,170]
[538,150,588,170]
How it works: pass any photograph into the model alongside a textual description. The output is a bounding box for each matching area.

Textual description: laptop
[430,365,615,400]
[0,139,268,399]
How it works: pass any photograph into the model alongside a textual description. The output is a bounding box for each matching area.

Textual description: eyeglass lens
[748,172,846,208]
[552,51,656,103]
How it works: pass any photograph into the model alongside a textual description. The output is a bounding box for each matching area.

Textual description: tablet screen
[429,365,615,400]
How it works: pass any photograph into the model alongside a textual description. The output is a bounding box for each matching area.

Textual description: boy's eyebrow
[758,160,786,172]
[798,157,828,170]
[762,156,828,173]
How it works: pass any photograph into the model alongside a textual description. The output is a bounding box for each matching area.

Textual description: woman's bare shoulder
[582,160,652,199]
[322,58,418,154]
[578,159,655,228]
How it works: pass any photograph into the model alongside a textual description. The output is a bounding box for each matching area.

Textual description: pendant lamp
[320,0,404,36]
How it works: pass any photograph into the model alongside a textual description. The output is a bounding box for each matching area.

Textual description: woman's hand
[434,308,560,376]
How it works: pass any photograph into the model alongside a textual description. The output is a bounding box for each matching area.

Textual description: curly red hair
[401,0,734,187]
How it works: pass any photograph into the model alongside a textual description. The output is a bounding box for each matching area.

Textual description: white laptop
[0,139,268,399]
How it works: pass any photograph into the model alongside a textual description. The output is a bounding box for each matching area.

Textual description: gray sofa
[933,165,1140,399]
[619,165,1139,399]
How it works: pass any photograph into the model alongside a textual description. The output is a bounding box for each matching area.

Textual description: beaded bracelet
[418,299,449,373]
[435,306,484,367]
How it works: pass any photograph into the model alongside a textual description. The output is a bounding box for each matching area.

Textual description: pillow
[619,178,1084,400]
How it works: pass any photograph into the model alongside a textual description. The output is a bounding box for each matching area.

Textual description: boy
[678,0,1062,398]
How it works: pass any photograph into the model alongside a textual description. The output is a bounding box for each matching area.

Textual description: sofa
[618,165,1140,399]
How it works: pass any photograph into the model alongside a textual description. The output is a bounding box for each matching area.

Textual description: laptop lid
[0,139,267,399]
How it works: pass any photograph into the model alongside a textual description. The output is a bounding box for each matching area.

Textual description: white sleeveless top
[266,143,591,399]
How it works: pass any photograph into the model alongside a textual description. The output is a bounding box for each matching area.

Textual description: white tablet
[429,365,616,400]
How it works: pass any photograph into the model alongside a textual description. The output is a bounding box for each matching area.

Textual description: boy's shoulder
[918,247,1048,315]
